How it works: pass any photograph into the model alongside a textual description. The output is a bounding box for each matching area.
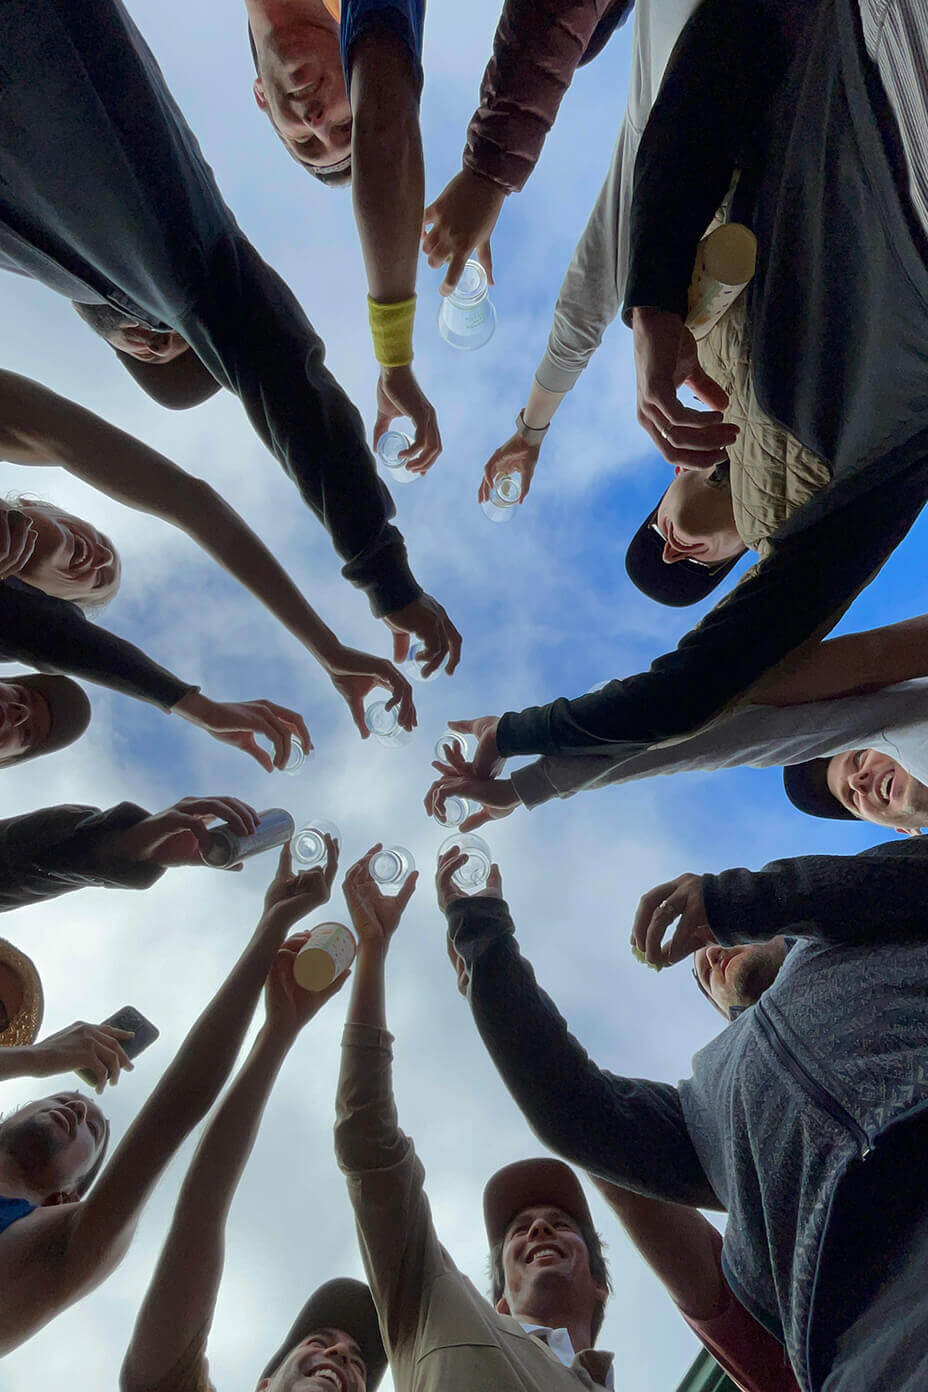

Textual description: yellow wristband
[368,295,416,367]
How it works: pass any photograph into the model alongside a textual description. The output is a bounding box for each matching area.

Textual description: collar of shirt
[520,1324,615,1388]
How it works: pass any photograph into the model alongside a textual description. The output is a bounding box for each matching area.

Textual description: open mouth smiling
[526,1243,565,1264]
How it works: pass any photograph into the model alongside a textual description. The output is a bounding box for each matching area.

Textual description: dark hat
[0,673,91,769]
[783,759,855,821]
[0,939,44,1046]
[116,347,222,410]
[579,0,630,65]
[625,501,744,607]
[483,1158,594,1248]
[257,1279,386,1388]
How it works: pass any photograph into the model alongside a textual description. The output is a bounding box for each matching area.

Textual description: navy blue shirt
[340,0,425,94]
[0,1196,35,1234]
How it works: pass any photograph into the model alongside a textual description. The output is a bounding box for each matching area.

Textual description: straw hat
[0,940,44,1047]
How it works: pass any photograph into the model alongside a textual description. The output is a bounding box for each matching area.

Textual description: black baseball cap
[116,348,222,410]
[782,759,855,821]
[625,499,744,607]
[258,1279,386,1388]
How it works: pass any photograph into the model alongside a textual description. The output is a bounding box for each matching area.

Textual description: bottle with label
[481,472,521,523]
[377,429,421,486]
[369,845,415,895]
[438,260,497,351]
[686,223,757,341]
[290,818,341,869]
[293,922,357,991]
[365,697,412,747]
[437,832,493,892]
[202,809,296,869]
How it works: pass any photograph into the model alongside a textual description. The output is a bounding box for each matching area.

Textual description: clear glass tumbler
[365,698,413,747]
[377,429,420,485]
[437,833,493,892]
[480,472,522,524]
[290,818,341,868]
[369,845,415,895]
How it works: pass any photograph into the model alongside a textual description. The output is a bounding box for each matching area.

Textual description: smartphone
[75,1005,160,1089]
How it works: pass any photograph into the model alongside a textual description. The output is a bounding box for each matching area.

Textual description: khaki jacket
[335,1024,613,1392]
[698,297,831,559]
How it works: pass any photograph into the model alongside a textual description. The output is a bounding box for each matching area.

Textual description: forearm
[748,615,928,706]
[704,838,928,946]
[0,1047,45,1082]
[588,1176,725,1319]
[122,1026,291,1389]
[523,380,566,431]
[346,943,388,1032]
[352,35,423,308]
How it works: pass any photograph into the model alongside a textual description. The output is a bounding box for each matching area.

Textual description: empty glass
[437,260,497,351]
[403,638,442,684]
[282,736,308,774]
[437,833,493,892]
[290,818,341,868]
[435,794,478,829]
[365,697,412,747]
[481,472,521,523]
[369,845,415,895]
[433,730,473,763]
[377,429,420,485]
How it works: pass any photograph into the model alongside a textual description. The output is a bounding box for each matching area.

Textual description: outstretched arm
[120,931,346,1392]
[747,613,928,706]
[0,371,412,735]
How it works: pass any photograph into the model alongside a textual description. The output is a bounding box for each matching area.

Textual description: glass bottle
[437,833,493,892]
[376,429,420,486]
[365,697,412,747]
[290,818,341,869]
[202,809,296,869]
[437,260,497,351]
[369,845,415,896]
[480,472,521,523]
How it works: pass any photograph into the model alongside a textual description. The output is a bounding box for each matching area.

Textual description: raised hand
[632,307,738,468]
[27,1020,135,1094]
[632,872,716,968]
[445,717,503,781]
[479,431,540,505]
[264,930,349,1037]
[383,594,462,676]
[435,845,503,913]
[425,738,518,833]
[111,796,260,868]
[343,845,418,953]
[173,692,311,772]
[260,837,339,938]
[325,643,415,739]
[422,169,504,294]
[374,367,442,476]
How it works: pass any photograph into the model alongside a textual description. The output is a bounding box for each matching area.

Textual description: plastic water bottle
[202,809,296,869]
[290,818,341,868]
[437,260,497,351]
[437,833,493,892]
[480,472,521,523]
[369,845,415,895]
[433,730,473,762]
[364,697,412,747]
[377,429,420,486]
[403,639,442,684]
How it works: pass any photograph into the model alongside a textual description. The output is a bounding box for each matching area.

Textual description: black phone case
[75,1006,160,1087]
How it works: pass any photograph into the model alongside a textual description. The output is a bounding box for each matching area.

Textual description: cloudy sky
[2,1,925,1389]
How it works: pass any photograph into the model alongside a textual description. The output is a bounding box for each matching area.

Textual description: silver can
[202,808,296,869]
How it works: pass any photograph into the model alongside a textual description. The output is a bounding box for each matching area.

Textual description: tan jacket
[698,296,832,559]
[334,1024,613,1392]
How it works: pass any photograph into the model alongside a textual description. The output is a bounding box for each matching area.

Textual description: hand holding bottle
[343,844,419,955]
[425,737,518,832]
[263,930,349,1041]
[375,366,442,476]
[479,431,540,505]
[172,692,311,772]
[323,642,415,739]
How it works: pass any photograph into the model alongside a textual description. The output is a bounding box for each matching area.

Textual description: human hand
[27,1020,135,1094]
[0,505,37,582]
[422,169,505,294]
[445,717,503,781]
[383,594,462,676]
[111,796,260,868]
[261,837,339,937]
[325,643,416,740]
[173,692,311,772]
[478,431,540,505]
[263,929,350,1038]
[425,737,518,832]
[343,845,418,954]
[632,872,716,967]
[374,367,442,475]
[436,845,503,912]
[632,308,738,468]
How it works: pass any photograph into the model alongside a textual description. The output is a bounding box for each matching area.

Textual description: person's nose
[70,1097,88,1124]
[323,1337,352,1366]
[704,945,726,969]
[662,541,687,564]
[526,1217,555,1242]
[849,765,871,794]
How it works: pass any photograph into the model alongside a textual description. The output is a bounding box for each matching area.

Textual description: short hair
[73,1118,111,1198]
[488,1209,612,1343]
[247,23,352,188]
[71,300,132,339]
[6,493,122,612]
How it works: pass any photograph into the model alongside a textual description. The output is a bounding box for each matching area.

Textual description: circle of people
[1,0,927,1390]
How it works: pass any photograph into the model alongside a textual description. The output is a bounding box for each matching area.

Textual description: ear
[897,826,925,837]
[496,1295,511,1317]
[593,1281,609,1304]
[253,78,268,112]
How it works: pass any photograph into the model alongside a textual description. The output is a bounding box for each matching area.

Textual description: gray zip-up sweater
[447,835,928,1391]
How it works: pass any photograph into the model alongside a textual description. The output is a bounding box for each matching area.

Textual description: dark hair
[488,1211,611,1343]
[71,301,132,339]
[73,1119,111,1198]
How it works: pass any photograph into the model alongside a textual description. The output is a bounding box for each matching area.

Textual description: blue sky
[2,1,926,1389]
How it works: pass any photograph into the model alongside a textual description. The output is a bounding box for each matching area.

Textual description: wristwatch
[515,409,549,446]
